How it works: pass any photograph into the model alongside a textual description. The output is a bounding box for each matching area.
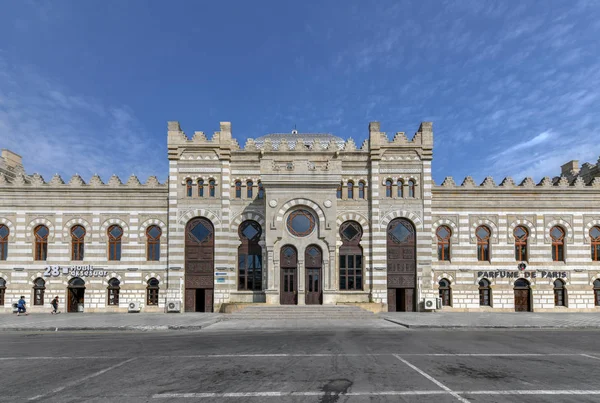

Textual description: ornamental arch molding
[470,219,499,243]
[590,273,600,285]
[433,272,455,284]
[335,212,370,233]
[584,220,600,243]
[62,218,93,241]
[545,219,573,243]
[432,218,458,244]
[380,210,422,231]
[231,211,266,233]
[99,219,130,242]
[139,219,168,240]
[25,218,55,242]
[275,198,328,232]
[0,218,15,241]
[103,273,123,286]
[178,209,221,230]
[0,271,9,286]
[508,219,537,245]
[144,273,162,283]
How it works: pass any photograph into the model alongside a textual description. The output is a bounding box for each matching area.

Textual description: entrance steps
[226,305,376,319]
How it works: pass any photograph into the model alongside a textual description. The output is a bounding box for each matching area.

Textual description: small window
[0,224,8,260]
[438,278,451,307]
[385,180,392,198]
[479,279,491,306]
[186,179,192,197]
[33,277,45,306]
[107,278,120,306]
[108,225,123,261]
[554,279,566,307]
[258,182,264,199]
[551,226,565,262]
[358,181,365,199]
[34,225,49,261]
[198,179,204,197]
[397,179,404,198]
[147,225,161,261]
[71,225,85,261]
[235,181,242,199]
[0,277,5,306]
[594,279,600,307]
[591,226,600,261]
[514,226,528,261]
[476,226,491,262]
[336,182,342,199]
[436,226,451,261]
[408,180,416,198]
[347,181,354,199]
[209,180,216,197]
[247,180,253,198]
[147,278,159,305]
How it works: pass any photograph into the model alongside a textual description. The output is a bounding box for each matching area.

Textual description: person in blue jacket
[17,296,28,316]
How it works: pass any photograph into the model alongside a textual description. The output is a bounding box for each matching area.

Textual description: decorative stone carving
[269,199,278,208]
[323,200,332,208]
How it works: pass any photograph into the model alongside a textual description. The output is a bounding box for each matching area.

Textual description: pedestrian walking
[16,296,28,316]
[50,296,60,314]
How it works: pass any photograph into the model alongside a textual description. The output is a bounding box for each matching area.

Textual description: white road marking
[463,390,600,395]
[0,356,115,360]
[581,354,600,361]
[394,354,470,403]
[27,357,137,401]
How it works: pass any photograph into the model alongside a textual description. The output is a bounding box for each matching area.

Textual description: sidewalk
[381,312,600,329]
[0,312,223,331]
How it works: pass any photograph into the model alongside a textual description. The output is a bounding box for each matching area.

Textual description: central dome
[254,131,345,150]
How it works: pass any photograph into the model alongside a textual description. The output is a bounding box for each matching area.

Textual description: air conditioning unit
[128,301,141,313]
[423,297,437,311]
[167,301,181,313]
[436,297,443,309]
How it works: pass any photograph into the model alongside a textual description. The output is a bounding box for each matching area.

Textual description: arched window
[479,279,491,306]
[198,179,204,197]
[476,226,491,261]
[594,279,600,306]
[147,278,159,305]
[347,181,354,199]
[108,225,123,261]
[71,225,85,261]
[235,181,242,198]
[339,221,363,291]
[514,226,528,261]
[591,226,600,261]
[107,278,120,306]
[385,179,392,198]
[33,277,45,305]
[336,182,342,199]
[238,220,262,291]
[186,179,192,197]
[147,225,161,261]
[34,225,49,261]
[408,180,416,198]
[358,181,365,199]
[551,226,565,262]
[554,279,566,307]
[0,224,8,260]
[258,182,264,199]
[436,226,451,261]
[247,180,253,198]
[0,277,5,306]
[209,179,216,197]
[397,179,404,198]
[438,278,451,307]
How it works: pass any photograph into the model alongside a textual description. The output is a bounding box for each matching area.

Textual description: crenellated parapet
[0,172,166,188]
[435,175,600,190]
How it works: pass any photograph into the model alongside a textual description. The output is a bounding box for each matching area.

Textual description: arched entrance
[386,218,417,312]
[185,217,214,312]
[67,277,85,313]
[280,245,297,305]
[514,278,532,312]
[305,245,322,305]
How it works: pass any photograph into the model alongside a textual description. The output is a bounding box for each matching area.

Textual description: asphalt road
[2,327,600,403]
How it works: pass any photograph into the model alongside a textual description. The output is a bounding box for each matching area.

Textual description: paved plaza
[1,327,600,402]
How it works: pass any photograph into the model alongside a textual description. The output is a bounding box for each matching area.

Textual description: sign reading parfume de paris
[43,265,108,278]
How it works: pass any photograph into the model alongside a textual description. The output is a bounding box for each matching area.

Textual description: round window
[287,209,315,237]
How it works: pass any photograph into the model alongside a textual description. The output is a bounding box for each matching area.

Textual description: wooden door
[280,246,298,305]
[184,289,195,312]
[204,289,214,313]
[387,288,397,312]
[305,245,322,305]
[185,218,214,312]
[68,288,77,313]
[404,288,414,312]
[514,289,530,312]
[387,218,416,311]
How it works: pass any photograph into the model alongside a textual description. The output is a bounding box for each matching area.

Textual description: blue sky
[1,0,599,184]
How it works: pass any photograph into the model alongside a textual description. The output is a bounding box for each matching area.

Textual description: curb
[382,318,600,329]
[0,325,208,332]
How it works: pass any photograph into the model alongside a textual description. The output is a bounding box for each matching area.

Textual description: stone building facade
[1,121,600,313]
